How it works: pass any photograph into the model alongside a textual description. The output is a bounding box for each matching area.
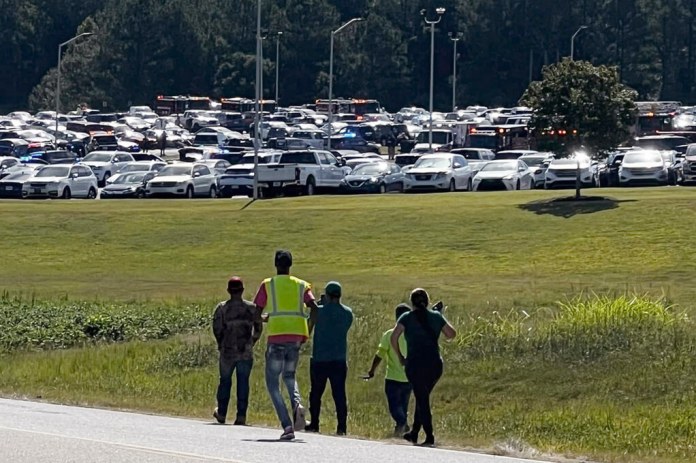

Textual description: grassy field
[1,189,696,462]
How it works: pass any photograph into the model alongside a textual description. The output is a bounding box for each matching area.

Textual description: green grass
[2,189,696,462]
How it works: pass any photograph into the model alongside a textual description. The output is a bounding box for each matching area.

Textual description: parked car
[618,150,669,186]
[450,148,496,175]
[519,152,555,188]
[0,170,34,198]
[290,129,327,149]
[255,150,346,196]
[495,149,539,160]
[23,164,98,199]
[599,151,626,187]
[200,159,232,176]
[472,160,535,191]
[218,151,282,198]
[339,153,383,171]
[339,162,405,194]
[107,161,167,184]
[145,162,218,198]
[101,172,149,199]
[80,151,135,186]
[403,153,473,192]
[0,156,21,177]
[24,149,78,165]
[329,135,381,153]
[545,157,599,189]
[681,144,696,184]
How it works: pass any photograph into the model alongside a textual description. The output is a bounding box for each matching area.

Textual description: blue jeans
[385,379,412,427]
[216,357,253,419]
[265,342,302,429]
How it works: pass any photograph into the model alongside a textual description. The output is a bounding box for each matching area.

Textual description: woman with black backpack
[390,288,456,447]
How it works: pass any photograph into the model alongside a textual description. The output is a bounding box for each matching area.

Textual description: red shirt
[254,281,315,344]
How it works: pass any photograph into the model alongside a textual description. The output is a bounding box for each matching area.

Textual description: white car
[290,129,327,149]
[403,153,473,192]
[472,160,535,191]
[106,161,167,184]
[22,164,98,199]
[519,153,555,188]
[618,150,669,187]
[218,152,282,198]
[80,151,135,186]
[199,159,232,176]
[145,163,219,198]
[545,157,599,189]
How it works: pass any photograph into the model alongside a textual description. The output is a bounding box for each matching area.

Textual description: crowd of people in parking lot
[1,96,695,200]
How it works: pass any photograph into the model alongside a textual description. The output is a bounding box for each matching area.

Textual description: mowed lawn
[1,188,696,309]
[1,189,696,463]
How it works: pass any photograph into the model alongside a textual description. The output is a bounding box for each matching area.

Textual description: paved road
[0,399,551,463]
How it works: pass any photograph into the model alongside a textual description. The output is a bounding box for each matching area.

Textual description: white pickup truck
[218,151,282,197]
[256,150,346,196]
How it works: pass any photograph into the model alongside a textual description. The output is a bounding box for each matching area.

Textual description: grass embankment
[1,189,696,462]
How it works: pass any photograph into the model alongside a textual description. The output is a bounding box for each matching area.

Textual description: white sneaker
[293,404,306,430]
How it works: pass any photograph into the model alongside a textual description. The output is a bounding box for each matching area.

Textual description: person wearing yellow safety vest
[253,250,319,441]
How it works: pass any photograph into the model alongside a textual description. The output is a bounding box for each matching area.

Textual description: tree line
[2,0,696,113]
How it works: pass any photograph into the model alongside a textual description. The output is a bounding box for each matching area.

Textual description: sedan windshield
[35,166,70,177]
[114,173,146,184]
[118,164,149,173]
[352,163,389,175]
[624,152,663,164]
[414,157,451,169]
[158,165,192,176]
[520,157,545,167]
[480,161,517,172]
[82,153,113,163]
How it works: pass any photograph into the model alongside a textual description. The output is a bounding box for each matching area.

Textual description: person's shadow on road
[241,439,306,444]
[518,196,636,218]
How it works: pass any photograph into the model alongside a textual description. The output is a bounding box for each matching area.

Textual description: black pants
[406,358,443,440]
[385,379,412,427]
[309,360,348,432]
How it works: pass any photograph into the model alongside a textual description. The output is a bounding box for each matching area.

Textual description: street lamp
[327,17,364,149]
[253,0,262,200]
[422,7,446,152]
[55,32,93,143]
[449,32,461,113]
[570,25,588,61]
[275,32,283,105]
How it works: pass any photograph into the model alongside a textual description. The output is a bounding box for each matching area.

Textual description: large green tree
[519,59,637,156]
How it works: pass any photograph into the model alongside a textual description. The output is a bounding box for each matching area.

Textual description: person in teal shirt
[391,288,456,448]
[365,303,412,435]
[305,281,354,435]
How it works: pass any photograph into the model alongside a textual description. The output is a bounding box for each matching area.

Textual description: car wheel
[61,187,71,199]
[87,187,97,199]
[102,172,111,187]
[378,183,386,194]
[185,186,194,198]
[136,190,145,199]
[398,182,405,193]
[467,178,473,191]
[449,179,456,192]
[305,177,316,196]
[193,124,200,132]
[209,186,217,198]
[516,179,521,190]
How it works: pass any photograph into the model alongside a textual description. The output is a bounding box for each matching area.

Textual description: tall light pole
[422,7,446,152]
[275,32,283,106]
[328,17,364,149]
[449,32,461,113]
[253,0,262,200]
[570,25,588,61]
[55,32,93,143]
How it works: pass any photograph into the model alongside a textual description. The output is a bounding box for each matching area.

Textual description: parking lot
[2,99,695,201]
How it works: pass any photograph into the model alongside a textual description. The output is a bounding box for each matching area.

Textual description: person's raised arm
[442,319,457,340]
[390,323,406,365]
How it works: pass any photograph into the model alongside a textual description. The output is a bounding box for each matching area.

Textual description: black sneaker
[304,422,319,433]
[233,416,246,426]
[403,431,418,444]
[419,437,435,448]
[336,428,347,436]
[280,427,295,441]
[212,408,225,424]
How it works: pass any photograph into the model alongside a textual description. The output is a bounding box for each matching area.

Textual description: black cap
[275,250,293,268]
